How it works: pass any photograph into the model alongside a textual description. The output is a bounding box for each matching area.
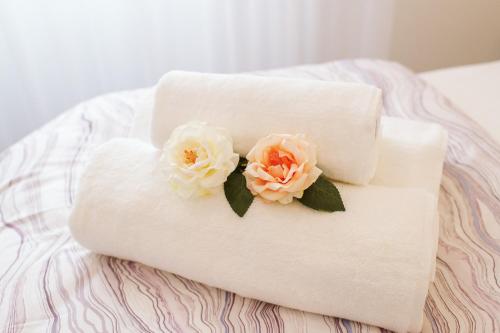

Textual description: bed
[1,59,499,332]
[420,60,500,143]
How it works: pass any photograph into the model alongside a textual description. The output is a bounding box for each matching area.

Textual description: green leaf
[224,158,254,217]
[298,175,345,212]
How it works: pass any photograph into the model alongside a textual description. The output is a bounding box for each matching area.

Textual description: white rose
[244,134,322,204]
[160,122,239,198]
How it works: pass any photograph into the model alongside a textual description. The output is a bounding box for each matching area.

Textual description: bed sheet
[1,59,499,332]
[420,60,500,143]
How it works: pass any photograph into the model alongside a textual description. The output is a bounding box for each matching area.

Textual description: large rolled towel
[69,138,437,332]
[151,71,382,185]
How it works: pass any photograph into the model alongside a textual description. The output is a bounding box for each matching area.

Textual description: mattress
[1,59,499,332]
[420,60,500,143]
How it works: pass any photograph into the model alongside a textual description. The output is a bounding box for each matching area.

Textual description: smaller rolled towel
[370,117,447,282]
[152,71,382,185]
[372,117,448,197]
[70,138,438,332]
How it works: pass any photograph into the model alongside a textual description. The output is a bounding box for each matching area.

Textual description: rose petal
[302,166,323,190]
[277,192,296,204]
[268,165,285,179]
[281,137,305,164]
[266,181,283,191]
[259,189,288,202]
[256,166,276,182]
[281,172,308,192]
[282,164,298,183]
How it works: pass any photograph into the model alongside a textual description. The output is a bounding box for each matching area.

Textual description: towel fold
[69,138,437,332]
[152,71,382,185]
[372,117,448,198]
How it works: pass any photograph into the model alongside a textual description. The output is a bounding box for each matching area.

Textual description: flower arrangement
[160,122,344,217]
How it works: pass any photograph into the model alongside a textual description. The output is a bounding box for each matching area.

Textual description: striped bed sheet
[0,59,498,332]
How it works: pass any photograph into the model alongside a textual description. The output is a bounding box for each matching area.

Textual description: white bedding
[420,60,500,143]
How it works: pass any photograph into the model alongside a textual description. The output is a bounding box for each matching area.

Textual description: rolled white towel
[372,117,447,281]
[69,138,437,332]
[151,71,382,185]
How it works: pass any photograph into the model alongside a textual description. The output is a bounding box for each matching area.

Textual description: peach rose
[244,134,322,204]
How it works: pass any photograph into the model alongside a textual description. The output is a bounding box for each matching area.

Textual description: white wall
[1,0,499,151]
[390,0,500,71]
